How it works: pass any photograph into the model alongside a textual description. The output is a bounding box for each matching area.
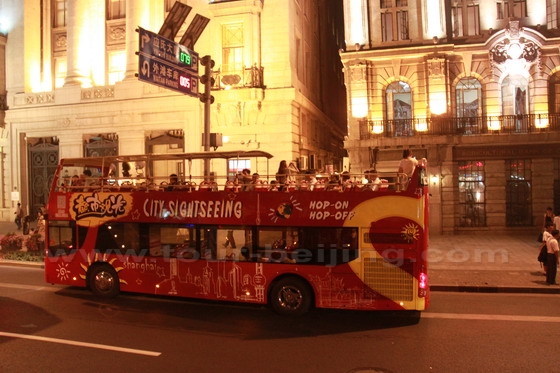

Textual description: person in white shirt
[553,212,560,231]
[397,149,418,190]
[546,229,560,285]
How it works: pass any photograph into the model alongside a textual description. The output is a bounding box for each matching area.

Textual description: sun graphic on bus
[268,196,302,222]
[401,223,420,243]
[56,262,71,281]
[78,252,128,285]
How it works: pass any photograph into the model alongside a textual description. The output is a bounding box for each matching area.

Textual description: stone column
[64,0,93,86]
[124,0,153,80]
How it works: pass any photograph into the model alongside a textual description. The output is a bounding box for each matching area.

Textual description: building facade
[0,0,347,219]
[341,0,560,234]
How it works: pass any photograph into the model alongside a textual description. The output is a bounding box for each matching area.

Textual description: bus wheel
[269,277,312,316]
[88,264,120,298]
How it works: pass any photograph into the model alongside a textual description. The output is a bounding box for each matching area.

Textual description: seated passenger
[166,173,180,191]
[245,173,261,191]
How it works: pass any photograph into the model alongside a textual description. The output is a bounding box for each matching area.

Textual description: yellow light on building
[488,118,500,131]
[429,92,447,115]
[372,121,383,134]
[351,96,368,118]
[535,114,549,128]
[416,121,428,132]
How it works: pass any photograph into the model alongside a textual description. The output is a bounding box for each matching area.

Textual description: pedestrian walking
[545,229,560,285]
[14,203,24,230]
[538,223,555,275]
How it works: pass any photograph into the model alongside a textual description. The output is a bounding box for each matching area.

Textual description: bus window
[201,227,217,259]
[257,227,296,263]
[148,225,196,258]
[295,227,358,265]
[95,223,142,255]
[216,227,250,260]
[47,220,75,256]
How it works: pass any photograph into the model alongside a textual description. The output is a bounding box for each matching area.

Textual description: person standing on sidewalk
[545,229,560,285]
[544,207,555,229]
[14,203,24,230]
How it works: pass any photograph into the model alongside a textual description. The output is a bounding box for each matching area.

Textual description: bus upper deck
[52,150,427,195]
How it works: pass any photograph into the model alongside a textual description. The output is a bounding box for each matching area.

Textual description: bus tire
[88,264,120,298]
[269,277,312,316]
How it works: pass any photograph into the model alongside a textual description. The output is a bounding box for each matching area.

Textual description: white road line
[0,332,161,357]
[424,312,560,323]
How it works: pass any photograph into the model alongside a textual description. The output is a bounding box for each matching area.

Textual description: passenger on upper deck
[276,160,289,189]
[397,149,418,190]
[363,170,381,191]
[245,173,261,191]
[240,169,252,191]
[166,174,180,191]
[326,173,341,191]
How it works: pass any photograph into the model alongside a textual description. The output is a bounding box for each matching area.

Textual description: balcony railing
[359,114,560,139]
[210,64,265,90]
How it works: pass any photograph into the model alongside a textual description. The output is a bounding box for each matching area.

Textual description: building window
[228,159,251,181]
[107,50,126,85]
[501,75,528,131]
[497,0,527,20]
[455,77,482,134]
[222,23,244,74]
[506,159,532,226]
[547,0,560,29]
[385,81,412,136]
[452,1,480,37]
[456,77,481,117]
[553,159,560,217]
[107,0,126,20]
[380,0,409,42]
[343,0,369,47]
[53,0,67,28]
[458,161,486,227]
[548,72,560,116]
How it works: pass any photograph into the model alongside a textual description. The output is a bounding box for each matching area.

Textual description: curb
[0,259,44,269]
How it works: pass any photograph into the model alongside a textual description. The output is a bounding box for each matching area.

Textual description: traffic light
[199,55,215,104]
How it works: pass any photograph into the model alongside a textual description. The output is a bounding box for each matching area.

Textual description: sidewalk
[0,220,557,294]
[429,233,559,294]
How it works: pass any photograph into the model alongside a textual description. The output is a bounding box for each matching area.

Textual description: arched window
[549,72,560,129]
[501,75,528,132]
[385,81,412,136]
[548,72,560,115]
[455,77,482,134]
[456,77,481,117]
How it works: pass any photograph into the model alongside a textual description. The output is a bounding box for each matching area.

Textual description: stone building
[341,0,560,234]
[0,0,346,219]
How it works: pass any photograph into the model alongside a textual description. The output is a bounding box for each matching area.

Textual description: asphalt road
[1,266,559,373]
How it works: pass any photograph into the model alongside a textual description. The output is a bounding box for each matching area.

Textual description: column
[64,0,93,86]
[124,0,153,80]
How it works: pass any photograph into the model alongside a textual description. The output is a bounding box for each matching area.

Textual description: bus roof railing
[58,150,274,167]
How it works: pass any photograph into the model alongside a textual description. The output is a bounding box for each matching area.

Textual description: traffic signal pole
[199,55,215,176]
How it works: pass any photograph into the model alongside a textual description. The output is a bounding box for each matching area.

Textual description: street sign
[137,27,198,74]
[138,54,199,97]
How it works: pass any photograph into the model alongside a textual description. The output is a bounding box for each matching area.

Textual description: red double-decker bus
[44,150,430,315]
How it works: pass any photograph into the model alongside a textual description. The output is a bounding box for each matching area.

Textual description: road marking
[424,312,560,323]
[0,332,161,356]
